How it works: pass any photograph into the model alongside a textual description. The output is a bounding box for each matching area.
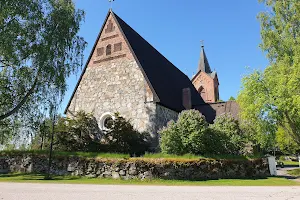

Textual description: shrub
[160,109,218,155]
[159,110,245,156]
[209,114,244,154]
[102,113,150,156]
[32,112,150,155]
[55,111,102,152]
[159,120,185,155]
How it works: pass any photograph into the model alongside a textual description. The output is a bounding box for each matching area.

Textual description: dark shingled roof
[113,12,205,112]
[64,10,205,114]
[195,101,240,123]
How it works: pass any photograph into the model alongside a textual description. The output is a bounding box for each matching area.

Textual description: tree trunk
[0,74,39,120]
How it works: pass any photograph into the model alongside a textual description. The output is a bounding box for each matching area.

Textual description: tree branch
[0,17,17,31]
[0,72,39,121]
[0,59,11,68]
[282,111,300,144]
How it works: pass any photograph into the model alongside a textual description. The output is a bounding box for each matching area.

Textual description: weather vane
[109,0,114,9]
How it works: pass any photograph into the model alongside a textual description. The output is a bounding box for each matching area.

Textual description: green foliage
[258,0,300,62]
[210,114,244,154]
[143,152,260,160]
[54,111,101,152]
[228,96,236,101]
[0,150,129,159]
[31,111,101,152]
[31,112,150,155]
[276,127,300,154]
[160,110,239,155]
[103,113,150,155]
[160,110,207,155]
[0,118,15,144]
[30,118,52,150]
[159,121,185,155]
[237,0,300,150]
[177,109,209,154]
[0,0,86,135]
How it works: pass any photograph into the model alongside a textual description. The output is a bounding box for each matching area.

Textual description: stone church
[64,10,238,145]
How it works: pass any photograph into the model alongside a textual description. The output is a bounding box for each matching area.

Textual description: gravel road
[1,182,300,200]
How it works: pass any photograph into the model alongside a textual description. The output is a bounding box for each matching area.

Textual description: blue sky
[59,0,269,114]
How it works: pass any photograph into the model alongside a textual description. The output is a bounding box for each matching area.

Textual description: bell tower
[192,45,219,103]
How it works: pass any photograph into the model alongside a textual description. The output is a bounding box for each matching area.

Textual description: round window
[103,116,113,129]
[99,112,114,131]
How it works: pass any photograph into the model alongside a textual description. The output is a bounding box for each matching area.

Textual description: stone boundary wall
[0,155,270,180]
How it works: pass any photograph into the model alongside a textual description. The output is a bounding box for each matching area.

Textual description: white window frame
[99,112,114,131]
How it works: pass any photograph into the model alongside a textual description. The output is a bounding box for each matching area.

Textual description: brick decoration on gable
[102,34,119,41]
[106,44,112,55]
[114,42,122,52]
[105,20,115,33]
[97,47,104,56]
[93,54,126,64]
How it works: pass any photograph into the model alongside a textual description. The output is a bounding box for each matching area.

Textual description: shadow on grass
[0,173,83,181]
[284,165,299,168]
[158,176,270,182]
[276,175,299,180]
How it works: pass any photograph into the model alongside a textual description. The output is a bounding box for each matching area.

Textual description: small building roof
[195,101,239,123]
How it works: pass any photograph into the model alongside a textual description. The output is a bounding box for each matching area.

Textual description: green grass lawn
[0,174,299,186]
[283,161,299,166]
[143,153,262,160]
[288,169,300,177]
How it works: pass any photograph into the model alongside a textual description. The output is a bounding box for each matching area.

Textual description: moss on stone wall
[0,152,270,180]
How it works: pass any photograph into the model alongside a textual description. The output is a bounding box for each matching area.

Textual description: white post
[267,156,277,176]
[298,156,300,167]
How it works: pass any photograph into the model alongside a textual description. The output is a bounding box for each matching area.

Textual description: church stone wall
[67,58,155,134]
[67,58,179,147]
[143,104,179,148]
[153,104,178,132]
[66,12,179,148]
[66,12,158,136]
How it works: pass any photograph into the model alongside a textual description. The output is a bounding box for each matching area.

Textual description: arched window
[198,86,206,101]
[106,44,112,56]
[198,86,205,94]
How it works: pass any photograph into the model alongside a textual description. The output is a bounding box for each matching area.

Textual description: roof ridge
[65,10,205,113]
[112,11,205,111]
[112,12,189,78]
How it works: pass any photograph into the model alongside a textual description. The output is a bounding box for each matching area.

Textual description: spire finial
[109,0,114,10]
[200,40,204,48]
